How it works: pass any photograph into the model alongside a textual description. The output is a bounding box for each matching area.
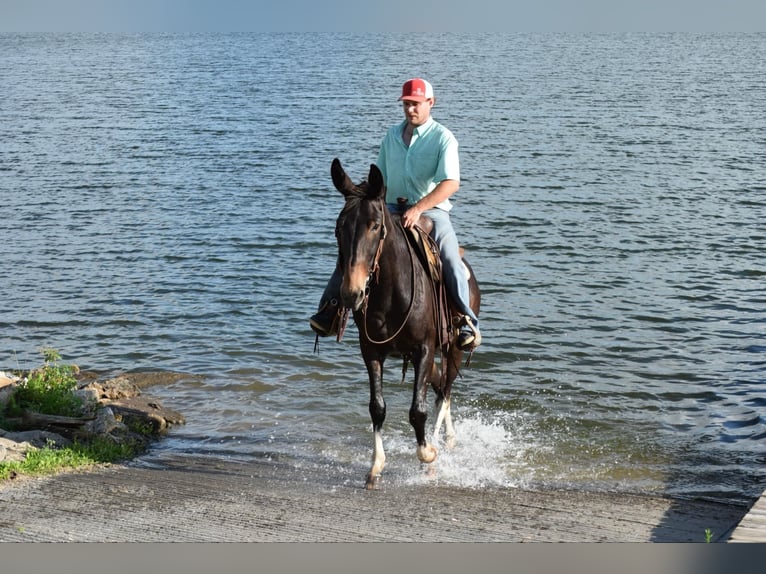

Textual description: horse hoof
[366,474,381,490]
[417,444,437,464]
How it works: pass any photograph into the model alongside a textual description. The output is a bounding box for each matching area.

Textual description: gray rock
[83,407,125,436]
[4,430,71,449]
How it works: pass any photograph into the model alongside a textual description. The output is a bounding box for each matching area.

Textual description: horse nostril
[341,268,370,311]
[352,290,365,311]
[341,289,364,311]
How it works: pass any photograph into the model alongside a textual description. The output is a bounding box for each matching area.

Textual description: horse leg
[432,393,456,449]
[365,355,386,490]
[410,349,437,464]
[442,397,456,448]
[432,342,461,448]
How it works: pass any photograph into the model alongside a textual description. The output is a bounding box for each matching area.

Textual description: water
[2,33,764,504]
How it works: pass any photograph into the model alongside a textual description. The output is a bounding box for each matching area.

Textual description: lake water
[1,32,764,504]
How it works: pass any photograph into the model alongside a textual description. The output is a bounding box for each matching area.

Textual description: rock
[1,370,186,469]
[74,387,100,408]
[4,430,71,449]
[0,386,15,410]
[84,376,141,402]
[83,407,125,436]
[0,437,30,462]
[117,372,189,389]
[0,371,19,387]
[109,396,185,434]
[0,430,70,462]
[0,373,19,409]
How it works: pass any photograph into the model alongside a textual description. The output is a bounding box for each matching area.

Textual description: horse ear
[368,164,385,200]
[331,158,355,196]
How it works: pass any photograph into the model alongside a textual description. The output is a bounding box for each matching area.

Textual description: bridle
[337,205,417,346]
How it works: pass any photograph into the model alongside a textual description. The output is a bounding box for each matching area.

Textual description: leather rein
[360,215,417,346]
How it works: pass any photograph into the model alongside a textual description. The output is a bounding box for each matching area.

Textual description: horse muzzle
[340,264,370,311]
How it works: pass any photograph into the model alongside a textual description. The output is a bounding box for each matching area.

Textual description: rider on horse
[311,78,481,352]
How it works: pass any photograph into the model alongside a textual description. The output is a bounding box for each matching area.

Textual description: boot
[457,316,481,351]
[310,298,341,337]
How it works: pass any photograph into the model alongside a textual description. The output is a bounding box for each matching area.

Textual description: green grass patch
[4,348,84,417]
[0,437,144,481]
[1,348,155,483]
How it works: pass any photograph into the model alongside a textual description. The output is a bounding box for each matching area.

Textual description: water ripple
[2,32,765,503]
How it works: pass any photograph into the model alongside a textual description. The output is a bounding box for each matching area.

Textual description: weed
[0,349,158,482]
[704,528,713,543]
[5,348,83,417]
[124,416,156,436]
[0,436,145,481]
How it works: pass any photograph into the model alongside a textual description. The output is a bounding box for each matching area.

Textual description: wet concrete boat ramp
[1,451,761,543]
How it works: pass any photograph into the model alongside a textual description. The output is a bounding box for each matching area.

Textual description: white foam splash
[379,411,550,489]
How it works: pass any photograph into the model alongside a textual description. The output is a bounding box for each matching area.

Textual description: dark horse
[330,158,481,489]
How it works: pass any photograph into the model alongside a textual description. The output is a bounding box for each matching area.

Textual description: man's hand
[402,206,424,229]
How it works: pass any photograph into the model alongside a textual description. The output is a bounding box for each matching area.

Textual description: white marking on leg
[432,397,447,445]
[369,429,386,479]
[443,398,456,449]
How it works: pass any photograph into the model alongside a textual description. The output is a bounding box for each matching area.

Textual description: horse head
[331,158,388,311]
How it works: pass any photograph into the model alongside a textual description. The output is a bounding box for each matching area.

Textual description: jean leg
[424,208,479,325]
[318,265,343,310]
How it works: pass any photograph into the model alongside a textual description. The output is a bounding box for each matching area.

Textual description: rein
[361,216,417,346]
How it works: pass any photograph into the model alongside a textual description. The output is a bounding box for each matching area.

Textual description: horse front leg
[410,349,437,464]
[365,355,386,490]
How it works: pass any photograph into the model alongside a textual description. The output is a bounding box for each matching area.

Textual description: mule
[330,158,481,489]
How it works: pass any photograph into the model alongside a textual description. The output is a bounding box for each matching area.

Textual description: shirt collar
[402,116,434,137]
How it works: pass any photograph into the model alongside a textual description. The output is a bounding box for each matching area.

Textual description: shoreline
[0,450,752,542]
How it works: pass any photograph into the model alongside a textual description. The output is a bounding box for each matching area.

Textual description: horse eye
[370,222,380,232]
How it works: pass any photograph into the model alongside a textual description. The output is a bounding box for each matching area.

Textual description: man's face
[402,98,433,127]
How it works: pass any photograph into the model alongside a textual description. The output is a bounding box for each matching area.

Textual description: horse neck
[376,207,411,278]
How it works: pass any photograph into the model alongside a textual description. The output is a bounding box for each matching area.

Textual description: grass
[0,437,143,481]
[4,348,84,417]
[1,348,150,482]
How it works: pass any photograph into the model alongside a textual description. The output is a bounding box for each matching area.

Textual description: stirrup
[457,316,481,351]
[312,300,350,352]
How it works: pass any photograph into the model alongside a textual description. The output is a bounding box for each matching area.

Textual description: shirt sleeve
[435,130,460,183]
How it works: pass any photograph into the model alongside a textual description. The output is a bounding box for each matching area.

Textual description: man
[310,78,481,351]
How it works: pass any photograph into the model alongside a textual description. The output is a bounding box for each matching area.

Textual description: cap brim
[398,95,430,102]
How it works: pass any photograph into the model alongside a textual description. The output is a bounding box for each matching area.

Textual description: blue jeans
[394,204,479,326]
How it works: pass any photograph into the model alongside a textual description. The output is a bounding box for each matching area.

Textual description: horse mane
[341,179,368,201]
[338,179,380,219]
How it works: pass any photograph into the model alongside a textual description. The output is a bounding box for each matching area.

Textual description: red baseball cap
[399,78,434,102]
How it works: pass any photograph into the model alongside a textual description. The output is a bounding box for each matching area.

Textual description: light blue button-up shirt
[376,117,460,212]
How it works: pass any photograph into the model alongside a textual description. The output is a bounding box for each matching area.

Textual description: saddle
[397,215,478,379]
[406,217,441,284]
[406,215,471,284]
[404,216,462,355]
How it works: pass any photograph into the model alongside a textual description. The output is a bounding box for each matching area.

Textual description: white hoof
[417,444,437,464]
